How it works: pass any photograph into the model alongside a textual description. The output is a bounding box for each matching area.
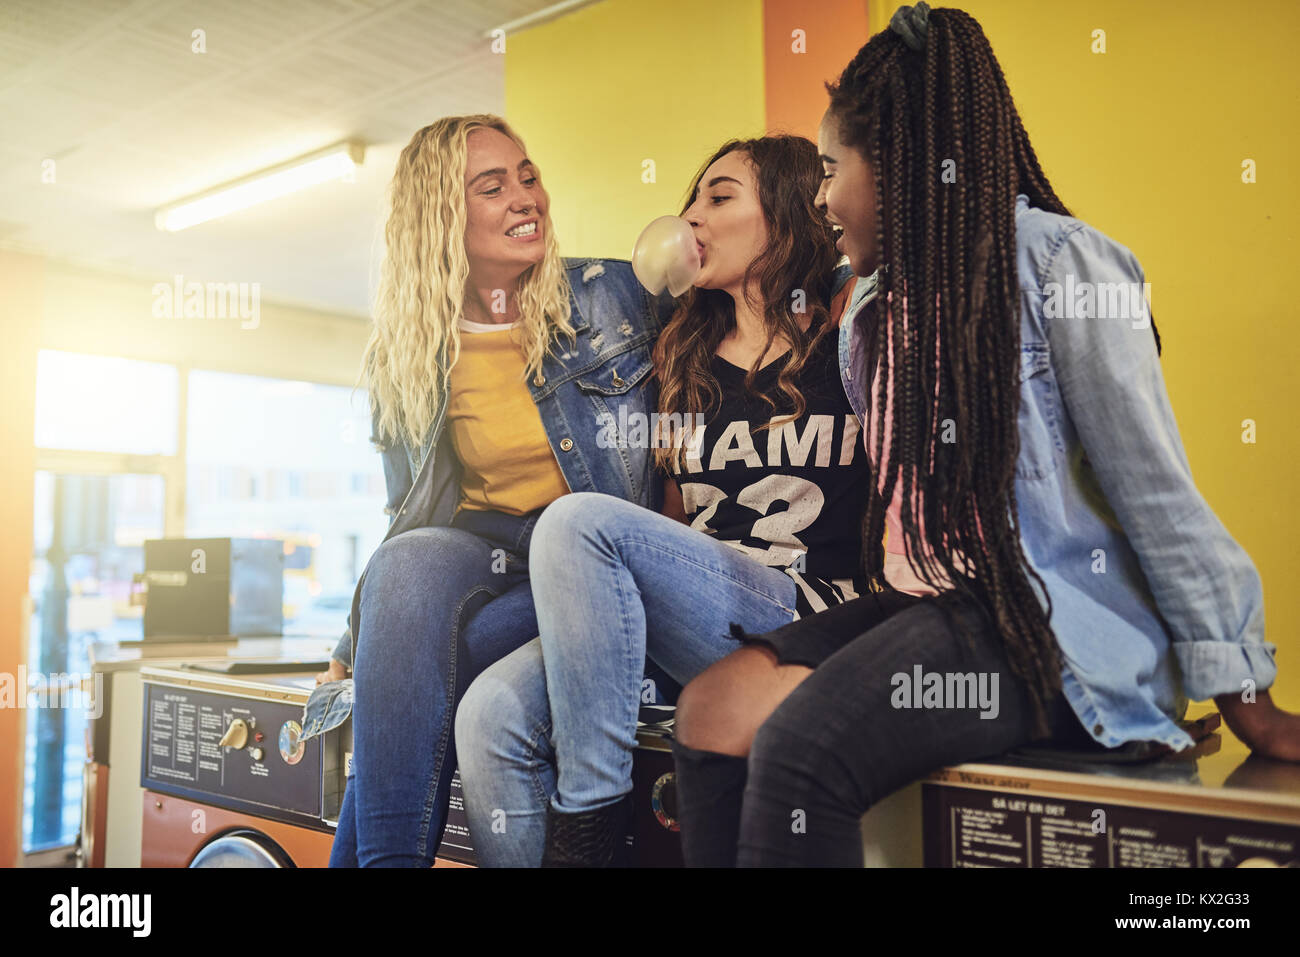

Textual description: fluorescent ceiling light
[155,140,365,232]
[485,0,601,37]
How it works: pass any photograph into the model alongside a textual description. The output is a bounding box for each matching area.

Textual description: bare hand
[315,658,348,686]
[1213,690,1300,762]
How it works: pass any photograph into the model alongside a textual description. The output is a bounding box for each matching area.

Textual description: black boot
[671,739,748,867]
[540,795,633,867]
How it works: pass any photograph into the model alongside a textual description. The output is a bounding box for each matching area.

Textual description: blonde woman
[298,115,672,867]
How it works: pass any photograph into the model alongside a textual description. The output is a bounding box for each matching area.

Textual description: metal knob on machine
[219,718,249,749]
[279,720,305,765]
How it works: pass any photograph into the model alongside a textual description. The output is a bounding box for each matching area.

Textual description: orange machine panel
[141,790,335,868]
[141,790,473,868]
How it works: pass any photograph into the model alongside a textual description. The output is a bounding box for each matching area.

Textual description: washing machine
[138,663,481,867]
[138,663,687,867]
[922,728,1300,867]
[81,637,337,867]
[139,664,351,868]
[142,790,336,867]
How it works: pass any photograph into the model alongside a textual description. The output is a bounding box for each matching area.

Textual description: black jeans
[673,588,1088,866]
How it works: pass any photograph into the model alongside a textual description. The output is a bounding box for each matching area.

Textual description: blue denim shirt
[300,257,676,742]
[837,195,1275,752]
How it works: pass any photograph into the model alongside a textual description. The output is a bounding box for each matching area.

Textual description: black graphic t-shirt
[671,319,870,617]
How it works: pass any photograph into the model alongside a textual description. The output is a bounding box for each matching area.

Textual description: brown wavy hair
[653,136,841,472]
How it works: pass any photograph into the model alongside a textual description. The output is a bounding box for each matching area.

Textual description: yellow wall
[506,0,766,259]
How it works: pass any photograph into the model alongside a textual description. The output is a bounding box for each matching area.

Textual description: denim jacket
[837,195,1275,752]
[299,258,677,742]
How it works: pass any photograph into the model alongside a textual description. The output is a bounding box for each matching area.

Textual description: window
[25,351,386,854]
[185,370,385,636]
[25,472,165,851]
[34,351,177,455]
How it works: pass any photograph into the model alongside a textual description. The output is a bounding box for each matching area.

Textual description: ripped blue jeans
[454,492,801,866]
[329,507,541,867]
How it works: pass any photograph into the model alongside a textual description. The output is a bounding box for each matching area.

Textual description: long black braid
[828,8,1109,738]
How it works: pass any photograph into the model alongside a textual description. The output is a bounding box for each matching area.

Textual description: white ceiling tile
[0,0,573,315]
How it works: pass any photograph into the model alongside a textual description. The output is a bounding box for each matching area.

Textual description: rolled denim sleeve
[1041,225,1275,701]
[300,677,353,743]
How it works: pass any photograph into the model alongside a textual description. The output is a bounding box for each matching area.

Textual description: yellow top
[447,318,570,515]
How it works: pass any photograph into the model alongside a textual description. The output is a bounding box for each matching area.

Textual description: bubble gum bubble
[632,215,701,297]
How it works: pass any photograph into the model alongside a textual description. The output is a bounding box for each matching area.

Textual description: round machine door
[189,829,295,868]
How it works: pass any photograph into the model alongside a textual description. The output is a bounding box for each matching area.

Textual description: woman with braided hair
[671,3,1300,867]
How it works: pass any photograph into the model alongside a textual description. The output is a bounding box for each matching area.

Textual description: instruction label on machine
[142,683,322,817]
[922,784,1298,868]
[146,692,234,786]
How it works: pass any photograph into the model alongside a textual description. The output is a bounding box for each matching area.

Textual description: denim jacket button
[560,437,574,451]
[1093,723,1104,735]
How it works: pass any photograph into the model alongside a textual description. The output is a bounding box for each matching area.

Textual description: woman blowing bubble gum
[670,3,1300,868]
[454,134,883,867]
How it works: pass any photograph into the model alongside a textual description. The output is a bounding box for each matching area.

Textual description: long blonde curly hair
[361,115,575,451]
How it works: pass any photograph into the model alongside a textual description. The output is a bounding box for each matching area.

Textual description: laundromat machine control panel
[141,666,347,830]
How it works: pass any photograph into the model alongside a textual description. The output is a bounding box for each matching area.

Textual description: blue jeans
[454,491,800,867]
[329,507,542,867]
